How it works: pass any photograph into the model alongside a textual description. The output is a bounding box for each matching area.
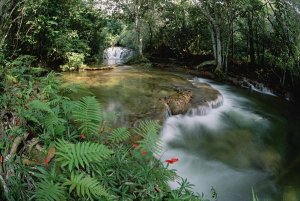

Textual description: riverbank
[147,57,299,102]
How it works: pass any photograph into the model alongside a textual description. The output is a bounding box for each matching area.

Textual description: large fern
[63,172,109,199]
[72,96,103,135]
[55,139,113,171]
[108,127,131,143]
[33,180,66,201]
[26,100,66,136]
[135,120,162,154]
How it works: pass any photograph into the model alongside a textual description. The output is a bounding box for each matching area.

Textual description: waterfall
[103,47,134,65]
[186,92,223,116]
[241,78,276,96]
[163,103,173,119]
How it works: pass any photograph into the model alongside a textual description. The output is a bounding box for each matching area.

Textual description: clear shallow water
[62,66,193,127]
[63,67,300,201]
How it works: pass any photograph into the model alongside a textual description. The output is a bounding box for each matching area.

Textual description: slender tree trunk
[209,26,217,59]
[231,21,234,65]
[147,21,152,51]
[135,1,143,56]
[248,12,256,65]
[215,26,223,71]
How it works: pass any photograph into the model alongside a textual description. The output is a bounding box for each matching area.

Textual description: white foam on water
[159,77,275,201]
[241,78,277,97]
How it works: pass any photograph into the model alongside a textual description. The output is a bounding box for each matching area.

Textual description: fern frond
[135,120,162,154]
[44,113,66,135]
[55,139,113,171]
[33,180,66,201]
[60,83,90,95]
[28,100,53,114]
[48,98,61,107]
[64,172,109,199]
[31,165,58,182]
[72,96,102,135]
[108,127,131,143]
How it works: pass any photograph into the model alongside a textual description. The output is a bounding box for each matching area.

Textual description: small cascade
[186,94,223,116]
[162,79,224,119]
[103,47,134,65]
[187,105,211,116]
[209,94,224,108]
[163,103,173,119]
[241,78,276,96]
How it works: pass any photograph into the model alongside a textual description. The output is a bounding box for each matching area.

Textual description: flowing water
[161,78,300,201]
[103,47,134,65]
[62,66,300,201]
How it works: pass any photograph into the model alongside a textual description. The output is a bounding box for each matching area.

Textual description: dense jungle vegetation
[0,0,300,200]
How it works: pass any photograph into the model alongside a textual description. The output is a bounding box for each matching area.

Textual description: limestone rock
[160,90,192,115]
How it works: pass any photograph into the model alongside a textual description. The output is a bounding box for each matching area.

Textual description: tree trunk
[215,26,223,71]
[135,2,143,56]
[209,26,217,59]
[147,21,152,51]
[248,12,256,65]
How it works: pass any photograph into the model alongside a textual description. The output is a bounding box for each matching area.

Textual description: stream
[63,66,300,201]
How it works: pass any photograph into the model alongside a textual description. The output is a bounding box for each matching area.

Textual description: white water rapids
[159,78,277,201]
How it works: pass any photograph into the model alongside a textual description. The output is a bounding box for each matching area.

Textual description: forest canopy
[1,0,300,90]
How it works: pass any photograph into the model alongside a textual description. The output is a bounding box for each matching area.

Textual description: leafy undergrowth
[126,55,153,69]
[0,56,205,200]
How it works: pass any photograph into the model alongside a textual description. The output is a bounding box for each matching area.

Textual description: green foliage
[60,52,85,72]
[72,96,103,136]
[55,139,113,171]
[118,27,137,49]
[107,127,131,143]
[0,55,204,200]
[33,180,66,201]
[64,172,109,199]
[135,120,162,154]
[4,0,104,66]
[24,99,67,140]
[28,100,53,114]
[126,56,152,68]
